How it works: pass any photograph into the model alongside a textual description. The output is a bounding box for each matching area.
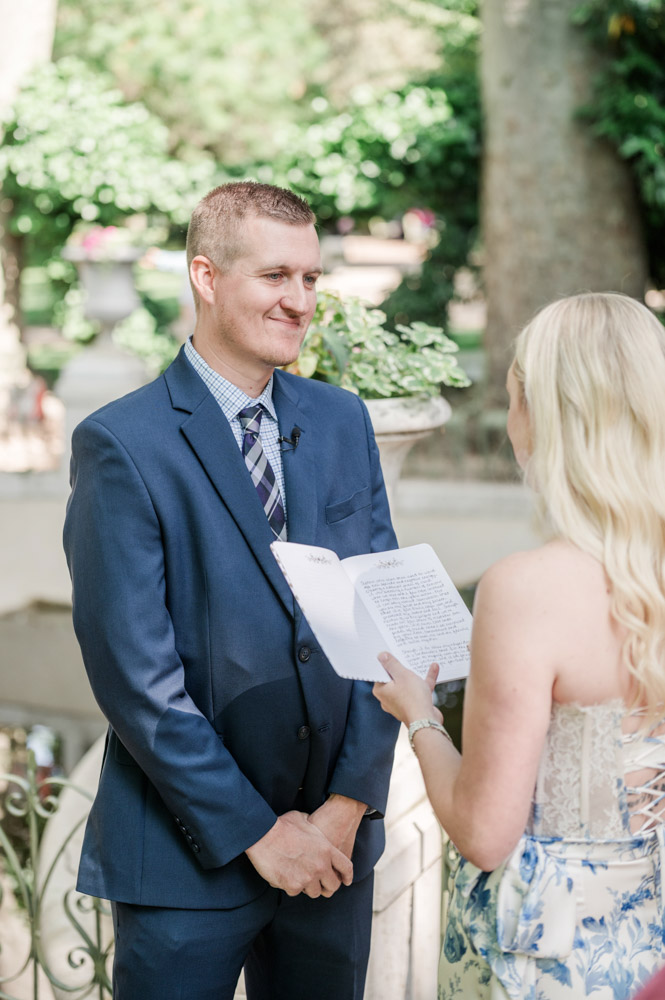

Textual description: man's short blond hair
[186,182,316,307]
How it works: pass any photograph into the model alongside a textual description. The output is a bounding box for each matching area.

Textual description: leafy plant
[258,61,480,227]
[286,290,470,398]
[257,84,469,223]
[0,56,216,262]
[113,307,180,375]
[249,5,481,330]
[1,55,216,333]
[54,0,327,163]
[381,50,481,327]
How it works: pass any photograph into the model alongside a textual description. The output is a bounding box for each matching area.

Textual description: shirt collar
[184,338,278,423]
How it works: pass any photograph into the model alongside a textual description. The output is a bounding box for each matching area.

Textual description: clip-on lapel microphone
[278,427,302,450]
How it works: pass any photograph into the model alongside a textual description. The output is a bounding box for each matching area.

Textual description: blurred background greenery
[2,0,662,394]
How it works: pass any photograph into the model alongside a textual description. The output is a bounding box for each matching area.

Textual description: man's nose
[280,281,309,314]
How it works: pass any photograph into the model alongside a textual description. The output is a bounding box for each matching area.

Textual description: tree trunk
[481,0,647,402]
[0,0,57,410]
[1,229,23,334]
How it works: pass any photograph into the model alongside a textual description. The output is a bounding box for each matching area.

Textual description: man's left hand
[309,793,368,861]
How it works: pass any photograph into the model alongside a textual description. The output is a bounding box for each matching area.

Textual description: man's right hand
[245,811,353,898]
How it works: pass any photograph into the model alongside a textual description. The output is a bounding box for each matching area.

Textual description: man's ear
[189,255,217,306]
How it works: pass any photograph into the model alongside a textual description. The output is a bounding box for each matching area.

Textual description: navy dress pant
[111,872,374,1000]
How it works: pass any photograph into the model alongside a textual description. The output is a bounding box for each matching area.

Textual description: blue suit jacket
[64,347,399,908]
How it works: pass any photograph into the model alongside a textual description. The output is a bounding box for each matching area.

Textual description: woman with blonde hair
[374,292,665,999]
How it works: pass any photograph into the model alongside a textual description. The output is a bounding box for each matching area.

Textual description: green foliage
[0,56,216,263]
[2,55,216,338]
[248,3,481,329]
[380,10,481,326]
[257,83,473,222]
[54,0,327,163]
[258,48,480,227]
[575,1,665,283]
[113,308,180,375]
[6,0,483,360]
[253,57,480,328]
[287,289,470,399]
[26,341,81,389]
[381,238,458,329]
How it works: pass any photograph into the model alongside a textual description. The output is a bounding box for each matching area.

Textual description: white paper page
[271,542,399,681]
[342,544,471,682]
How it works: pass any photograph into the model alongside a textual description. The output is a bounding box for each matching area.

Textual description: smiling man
[63,182,399,1000]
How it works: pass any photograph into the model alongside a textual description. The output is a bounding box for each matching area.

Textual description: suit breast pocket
[325,487,371,524]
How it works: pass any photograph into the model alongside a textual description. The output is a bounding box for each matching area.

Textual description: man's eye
[304,275,319,286]
[267,272,282,281]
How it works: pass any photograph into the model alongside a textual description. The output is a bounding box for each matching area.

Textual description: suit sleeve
[63,417,277,869]
[327,397,401,814]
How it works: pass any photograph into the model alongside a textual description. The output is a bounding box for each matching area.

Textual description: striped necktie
[238,405,287,541]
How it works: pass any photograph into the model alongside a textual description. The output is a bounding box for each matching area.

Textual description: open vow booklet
[271,541,472,683]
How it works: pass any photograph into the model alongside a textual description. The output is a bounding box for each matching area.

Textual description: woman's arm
[374,548,559,870]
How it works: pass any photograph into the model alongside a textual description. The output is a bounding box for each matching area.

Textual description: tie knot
[238,404,263,433]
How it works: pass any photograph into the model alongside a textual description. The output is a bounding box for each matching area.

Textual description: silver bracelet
[407,718,453,754]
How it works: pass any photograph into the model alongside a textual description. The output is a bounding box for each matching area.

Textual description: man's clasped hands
[245,792,367,898]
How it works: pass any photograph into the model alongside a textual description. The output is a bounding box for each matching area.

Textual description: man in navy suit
[64,182,399,999]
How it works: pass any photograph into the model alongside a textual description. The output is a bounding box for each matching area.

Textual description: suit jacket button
[298,646,311,663]
[297,725,311,741]
[191,843,200,853]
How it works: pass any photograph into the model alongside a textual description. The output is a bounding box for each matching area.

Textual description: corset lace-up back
[623,707,665,833]
[528,701,665,839]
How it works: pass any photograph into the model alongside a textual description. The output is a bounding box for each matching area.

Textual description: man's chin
[265,344,305,371]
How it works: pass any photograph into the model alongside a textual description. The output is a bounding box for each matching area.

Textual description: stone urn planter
[56,246,148,472]
[365,394,452,510]
[61,246,143,332]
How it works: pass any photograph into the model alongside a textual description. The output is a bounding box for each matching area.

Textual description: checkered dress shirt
[184,339,287,522]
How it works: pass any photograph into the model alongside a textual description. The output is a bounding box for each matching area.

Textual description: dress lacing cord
[623,708,665,832]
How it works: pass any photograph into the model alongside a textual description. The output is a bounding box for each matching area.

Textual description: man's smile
[268,316,302,328]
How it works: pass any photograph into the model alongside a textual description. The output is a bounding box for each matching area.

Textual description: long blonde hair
[513,292,665,715]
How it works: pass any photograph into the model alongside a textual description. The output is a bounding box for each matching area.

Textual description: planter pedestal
[363,394,451,1000]
[365,395,451,512]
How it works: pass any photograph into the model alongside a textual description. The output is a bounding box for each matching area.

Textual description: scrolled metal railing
[0,752,113,1000]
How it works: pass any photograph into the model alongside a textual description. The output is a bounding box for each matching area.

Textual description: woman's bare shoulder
[475,540,606,614]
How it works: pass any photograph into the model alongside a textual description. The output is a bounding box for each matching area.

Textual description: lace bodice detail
[527,701,665,838]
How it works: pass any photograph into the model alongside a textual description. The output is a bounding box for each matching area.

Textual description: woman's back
[438,542,665,1000]
[527,541,665,838]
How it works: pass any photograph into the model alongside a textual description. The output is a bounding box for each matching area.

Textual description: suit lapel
[164,350,295,615]
[272,370,318,546]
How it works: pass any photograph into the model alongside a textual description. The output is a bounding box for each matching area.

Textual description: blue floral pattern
[438,704,665,999]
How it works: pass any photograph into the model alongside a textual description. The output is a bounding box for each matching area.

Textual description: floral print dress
[438,702,665,1000]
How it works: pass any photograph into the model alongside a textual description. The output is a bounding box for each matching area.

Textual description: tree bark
[1,229,23,335]
[481,0,647,402]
